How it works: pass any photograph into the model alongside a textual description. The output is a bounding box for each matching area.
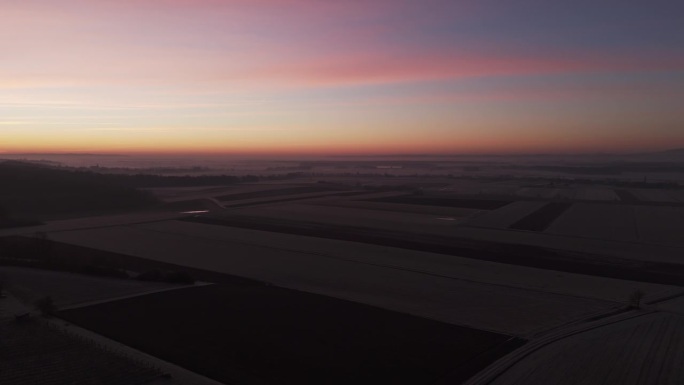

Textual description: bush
[136,269,195,284]
[35,296,56,317]
[165,271,195,284]
[136,269,163,281]
[629,289,644,309]
[81,264,129,278]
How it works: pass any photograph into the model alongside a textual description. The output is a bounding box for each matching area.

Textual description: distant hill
[0,153,127,157]
[631,148,684,162]
[654,148,684,156]
[0,161,158,220]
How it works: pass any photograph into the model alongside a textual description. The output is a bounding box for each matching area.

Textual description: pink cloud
[6,0,679,91]
[356,81,684,108]
[237,50,684,87]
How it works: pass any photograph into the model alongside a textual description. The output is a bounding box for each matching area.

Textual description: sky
[1,0,683,155]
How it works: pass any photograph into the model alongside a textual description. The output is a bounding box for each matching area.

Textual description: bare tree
[629,289,644,309]
[0,274,5,297]
[35,296,56,317]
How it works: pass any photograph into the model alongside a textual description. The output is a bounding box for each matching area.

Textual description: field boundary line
[59,282,214,312]
[462,223,684,250]
[463,310,656,385]
[46,316,229,385]
[131,223,625,307]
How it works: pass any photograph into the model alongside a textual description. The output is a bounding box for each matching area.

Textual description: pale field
[452,225,684,264]
[546,203,639,242]
[320,176,454,188]
[432,180,520,196]
[632,206,684,246]
[147,183,320,203]
[515,187,565,199]
[514,187,620,201]
[465,201,547,229]
[574,187,620,201]
[631,188,682,203]
[311,199,484,217]
[0,266,177,308]
[461,182,522,197]
[44,220,680,335]
[446,183,665,203]
[546,204,684,247]
[491,312,684,385]
[144,185,240,200]
[655,295,684,315]
[135,221,677,304]
[674,190,684,202]
[227,203,470,233]
[0,211,184,238]
[316,190,407,201]
[218,190,357,207]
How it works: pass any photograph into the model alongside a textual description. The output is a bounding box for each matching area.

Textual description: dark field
[0,217,42,229]
[0,161,158,220]
[614,189,641,203]
[60,284,519,385]
[509,202,574,231]
[225,190,370,208]
[367,195,513,210]
[0,320,161,385]
[215,185,345,201]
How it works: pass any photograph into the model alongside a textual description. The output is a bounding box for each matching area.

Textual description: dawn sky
[2,0,683,155]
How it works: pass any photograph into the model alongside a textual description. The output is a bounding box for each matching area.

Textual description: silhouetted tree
[136,269,163,281]
[629,289,644,309]
[35,296,56,317]
[165,271,195,284]
[34,231,54,262]
[0,274,6,297]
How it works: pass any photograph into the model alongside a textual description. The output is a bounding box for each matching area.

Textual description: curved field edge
[58,284,521,385]
[181,216,684,287]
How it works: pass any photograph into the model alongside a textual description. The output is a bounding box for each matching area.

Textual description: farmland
[221,202,472,233]
[367,195,514,210]
[2,166,684,384]
[215,185,347,201]
[312,198,483,217]
[60,284,520,385]
[488,312,684,385]
[508,202,573,231]
[545,204,684,247]
[465,201,547,229]
[0,319,163,385]
[44,220,674,335]
[0,266,181,308]
[546,203,639,241]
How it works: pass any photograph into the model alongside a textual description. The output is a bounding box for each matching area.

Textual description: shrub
[81,264,129,279]
[35,296,56,317]
[136,269,195,284]
[629,289,644,309]
[164,271,195,285]
[136,269,163,281]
